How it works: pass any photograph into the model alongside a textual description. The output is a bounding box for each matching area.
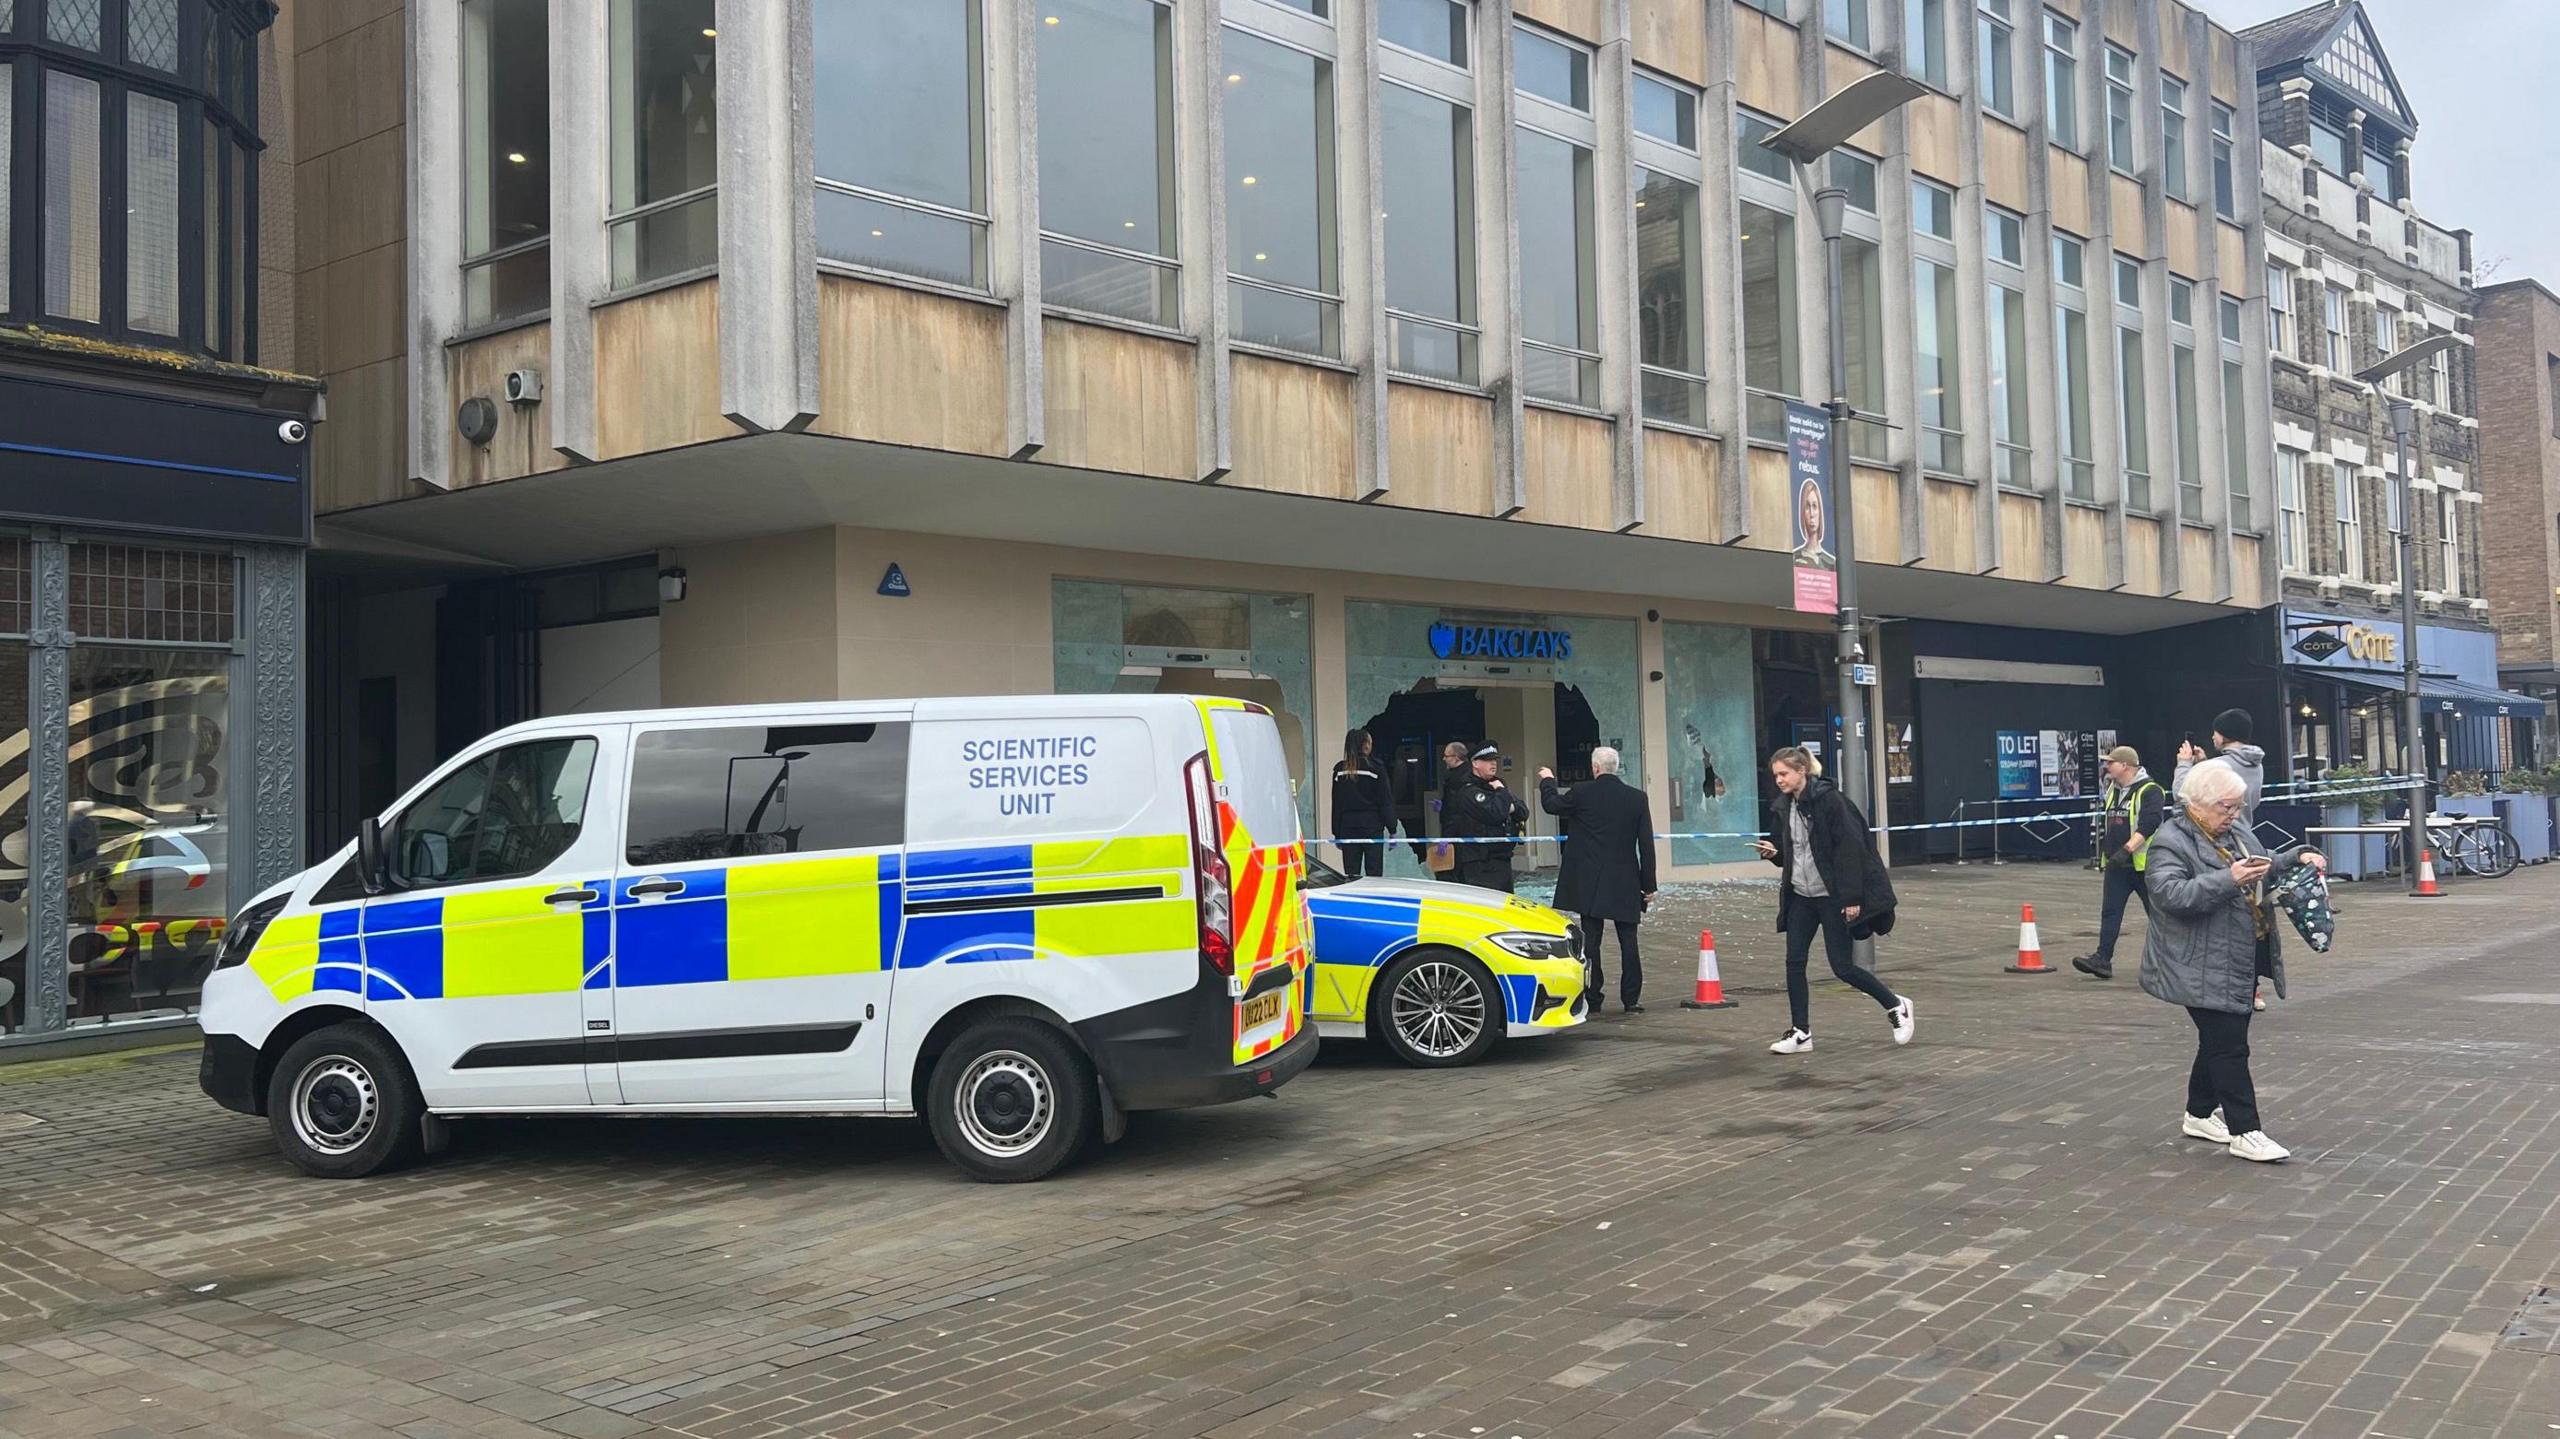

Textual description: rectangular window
[608,0,718,290]
[1737,111,1792,183]
[2211,102,2237,219]
[2052,232,2083,290]
[464,0,552,325]
[1829,149,1879,213]
[0,68,11,289]
[1742,202,1799,443]
[44,71,103,322]
[2219,293,2243,344]
[1844,237,1886,461]
[2104,45,2135,174]
[1913,178,1954,238]
[815,0,988,290]
[2375,305,2400,392]
[1633,72,1697,149]
[1636,169,1706,427]
[626,724,909,864]
[1987,205,2024,265]
[125,93,179,335]
[1380,0,1467,66]
[201,126,219,348]
[1513,25,1590,111]
[1380,83,1476,382]
[2117,327,2150,512]
[2055,303,2093,499]
[2223,358,2252,530]
[2437,487,2459,594]
[2267,262,2293,357]
[2429,347,2449,408]
[1906,0,1947,89]
[2279,449,2307,568]
[2112,254,2140,309]
[1224,28,1341,358]
[1916,258,1961,472]
[1990,283,2032,488]
[392,737,598,889]
[2170,277,2193,328]
[1825,0,1870,50]
[1979,0,2016,120]
[2334,460,2363,581]
[2366,136,2399,203]
[2172,341,2202,520]
[2043,12,2078,152]
[2160,76,2188,203]
[1516,126,1597,406]
[2323,283,2348,371]
[1038,0,1178,326]
[2549,356,2560,439]
[2310,119,2348,177]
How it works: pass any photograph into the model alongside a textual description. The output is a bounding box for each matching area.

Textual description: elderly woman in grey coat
[2138,762,2324,1163]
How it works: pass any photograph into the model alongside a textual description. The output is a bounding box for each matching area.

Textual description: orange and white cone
[2415,846,2442,897]
[2006,903,2055,973]
[1681,929,1738,1010]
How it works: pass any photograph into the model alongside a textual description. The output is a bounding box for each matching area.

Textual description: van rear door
[1203,705,1310,1065]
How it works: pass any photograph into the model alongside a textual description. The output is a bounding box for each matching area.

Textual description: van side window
[625,723,909,866]
[388,738,599,889]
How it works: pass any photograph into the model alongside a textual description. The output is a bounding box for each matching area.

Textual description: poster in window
[1997,730,2039,799]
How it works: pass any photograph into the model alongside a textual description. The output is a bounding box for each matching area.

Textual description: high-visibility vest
[2114,779,2162,871]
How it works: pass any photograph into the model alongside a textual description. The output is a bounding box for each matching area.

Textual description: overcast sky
[2209,0,2560,289]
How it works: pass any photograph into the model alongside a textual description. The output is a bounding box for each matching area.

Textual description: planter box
[2317,802,2391,879]
[2494,795,2555,864]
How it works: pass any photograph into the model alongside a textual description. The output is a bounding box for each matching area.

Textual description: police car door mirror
[357,817,388,895]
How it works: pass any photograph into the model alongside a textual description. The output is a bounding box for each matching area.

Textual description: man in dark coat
[1440,744,1527,892]
[1538,748,1656,1014]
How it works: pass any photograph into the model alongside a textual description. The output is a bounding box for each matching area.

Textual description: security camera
[277,418,309,444]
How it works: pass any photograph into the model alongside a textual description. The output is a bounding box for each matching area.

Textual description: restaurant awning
[2294,668,2548,718]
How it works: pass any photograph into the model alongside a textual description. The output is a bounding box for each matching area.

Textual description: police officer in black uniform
[1440,743,1529,893]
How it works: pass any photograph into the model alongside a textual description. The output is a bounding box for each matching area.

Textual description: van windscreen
[1209,710,1299,844]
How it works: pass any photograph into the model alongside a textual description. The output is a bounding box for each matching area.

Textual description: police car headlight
[214,895,289,970]
[1488,930,1577,960]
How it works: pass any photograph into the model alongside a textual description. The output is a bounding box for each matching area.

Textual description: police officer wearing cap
[1440,744,1529,892]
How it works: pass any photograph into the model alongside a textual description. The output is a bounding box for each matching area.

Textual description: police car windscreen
[1210,711,1300,843]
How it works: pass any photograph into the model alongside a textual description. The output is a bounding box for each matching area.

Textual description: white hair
[2183,760,2246,809]
[1590,746,1621,775]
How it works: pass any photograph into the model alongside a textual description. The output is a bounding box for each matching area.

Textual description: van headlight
[1488,930,1577,960]
[214,895,289,970]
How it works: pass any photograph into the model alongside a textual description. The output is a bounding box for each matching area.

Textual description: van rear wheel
[265,1024,425,1178]
[924,1019,1096,1183]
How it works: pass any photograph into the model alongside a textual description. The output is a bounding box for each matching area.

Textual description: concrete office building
[2240,1,2535,784]
[298,0,2281,886]
[2475,277,2560,756]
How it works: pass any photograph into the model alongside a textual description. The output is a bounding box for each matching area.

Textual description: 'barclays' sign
[1429,620,1573,662]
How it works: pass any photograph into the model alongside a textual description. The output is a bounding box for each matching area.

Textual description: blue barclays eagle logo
[1427,622,1459,659]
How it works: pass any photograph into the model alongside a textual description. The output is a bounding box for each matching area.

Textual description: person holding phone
[1757,746,1914,1055]
[2137,762,2325,1163]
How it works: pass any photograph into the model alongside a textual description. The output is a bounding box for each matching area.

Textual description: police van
[197,695,1316,1182]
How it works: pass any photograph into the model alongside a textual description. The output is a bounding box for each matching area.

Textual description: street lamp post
[1761,72,1928,831]
[2355,333,2459,893]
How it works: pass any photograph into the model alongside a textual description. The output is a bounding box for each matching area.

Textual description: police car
[1300,858,1587,1066]
[197,695,1316,1183]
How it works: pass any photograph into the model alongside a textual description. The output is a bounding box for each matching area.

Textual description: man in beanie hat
[2073,746,2165,980]
[2175,708,2265,829]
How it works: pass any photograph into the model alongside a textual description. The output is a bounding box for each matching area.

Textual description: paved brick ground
[4,860,2560,1439]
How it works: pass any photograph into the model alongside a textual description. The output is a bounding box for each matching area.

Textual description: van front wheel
[265,1024,425,1178]
[925,1019,1096,1183]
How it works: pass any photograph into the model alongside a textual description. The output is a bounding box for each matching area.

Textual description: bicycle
[2442,820,2520,879]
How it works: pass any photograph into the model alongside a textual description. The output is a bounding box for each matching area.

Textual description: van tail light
[1184,751,1235,977]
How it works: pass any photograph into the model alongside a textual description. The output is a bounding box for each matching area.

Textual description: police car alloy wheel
[1375,949,1501,1068]
[263,1024,425,1179]
[925,1019,1097,1183]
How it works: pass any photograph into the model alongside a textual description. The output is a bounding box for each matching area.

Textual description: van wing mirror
[357,817,387,895]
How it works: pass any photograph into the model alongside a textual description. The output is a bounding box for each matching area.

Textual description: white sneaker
[1769,1029,1814,1055]
[1889,998,1916,1046]
[2253,988,2267,1012]
[2228,1130,2291,1163]
[2182,1109,2233,1144]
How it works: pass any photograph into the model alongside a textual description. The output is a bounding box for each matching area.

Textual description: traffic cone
[1681,930,1738,1010]
[2414,846,2442,897]
[2005,903,2055,973]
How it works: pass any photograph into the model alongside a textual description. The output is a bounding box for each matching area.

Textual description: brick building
[2475,278,2560,758]
[2240,1,2520,782]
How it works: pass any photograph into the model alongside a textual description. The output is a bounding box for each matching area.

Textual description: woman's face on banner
[1798,481,1825,546]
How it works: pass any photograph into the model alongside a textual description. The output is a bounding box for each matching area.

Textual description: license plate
[1240,989,1284,1032]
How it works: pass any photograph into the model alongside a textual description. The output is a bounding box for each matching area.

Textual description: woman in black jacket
[1755,746,1914,1054]
[1329,729,1398,877]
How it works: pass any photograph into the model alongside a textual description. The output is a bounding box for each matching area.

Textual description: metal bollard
[1989,792,2004,866]
[1951,800,1968,865]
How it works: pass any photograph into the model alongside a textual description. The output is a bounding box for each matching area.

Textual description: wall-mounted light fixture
[658,567,688,604]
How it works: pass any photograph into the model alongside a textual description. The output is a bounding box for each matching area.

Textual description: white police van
[198,695,1316,1182]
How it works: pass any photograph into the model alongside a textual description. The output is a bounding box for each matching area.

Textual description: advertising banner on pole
[1784,401,1838,615]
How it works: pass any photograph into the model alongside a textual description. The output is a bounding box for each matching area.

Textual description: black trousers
[1337,831,1385,878]
[2185,1005,2260,1135]
[1784,897,1900,1034]
[1453,853,1515,893]
[2092,864,2150,966]
[1581,917,1642,1009]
